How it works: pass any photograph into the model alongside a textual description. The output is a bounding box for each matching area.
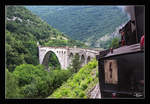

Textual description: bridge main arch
[39,47,68,70]
[42,51,61,70]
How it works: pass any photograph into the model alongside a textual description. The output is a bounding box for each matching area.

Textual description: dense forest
[6,6,87,72]
[26,6,129,48]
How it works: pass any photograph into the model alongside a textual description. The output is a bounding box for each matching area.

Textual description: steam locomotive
[97,6,144,98]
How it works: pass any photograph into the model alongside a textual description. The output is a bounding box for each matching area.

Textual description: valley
[5,6,129,98]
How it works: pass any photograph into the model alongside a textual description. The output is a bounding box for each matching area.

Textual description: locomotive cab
[97,6,145,98]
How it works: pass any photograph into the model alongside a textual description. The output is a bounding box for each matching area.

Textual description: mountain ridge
[26,6,129,48]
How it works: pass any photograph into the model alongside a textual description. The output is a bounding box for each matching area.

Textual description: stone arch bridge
[38,46,99,70]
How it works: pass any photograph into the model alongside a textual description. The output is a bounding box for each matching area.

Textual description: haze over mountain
[26,6,129,48]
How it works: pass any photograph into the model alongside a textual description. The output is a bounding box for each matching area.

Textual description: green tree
[70,54,81,73]
[5,69,22,98]
[48,52,61,70]
[109,37,119,48]
[12,64,71,98]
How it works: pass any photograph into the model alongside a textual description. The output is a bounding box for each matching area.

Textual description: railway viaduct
[38,46,99,70]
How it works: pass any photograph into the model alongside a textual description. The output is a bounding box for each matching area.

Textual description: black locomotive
[97,6,145,98]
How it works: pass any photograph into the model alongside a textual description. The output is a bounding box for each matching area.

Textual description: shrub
[81,83,88,90]
[12,64,72,98]
[79,91,85,97]
[70,53,81,73]
[49,58,98,98]
[109,37,119,48]
[20,83,38,98]
[60,89,69,96]
[5,69,22,98]
[96,71,99,77]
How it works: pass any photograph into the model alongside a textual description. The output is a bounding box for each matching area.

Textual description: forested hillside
[26,6,129,48]
[6,6,88,98]
[49,59,98,98]
[6,6,86,72]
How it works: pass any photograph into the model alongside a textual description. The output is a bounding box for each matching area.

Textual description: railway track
[88,83,101,98]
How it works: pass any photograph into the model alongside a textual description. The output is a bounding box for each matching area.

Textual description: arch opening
[87,56,91,64]
[69,53,73,66]
[42,51,61,70]
[81,55,85,67]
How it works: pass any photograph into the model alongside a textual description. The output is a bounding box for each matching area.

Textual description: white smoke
[117,6,126,13]
[110,20,129,39]
[117,6,130,19]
